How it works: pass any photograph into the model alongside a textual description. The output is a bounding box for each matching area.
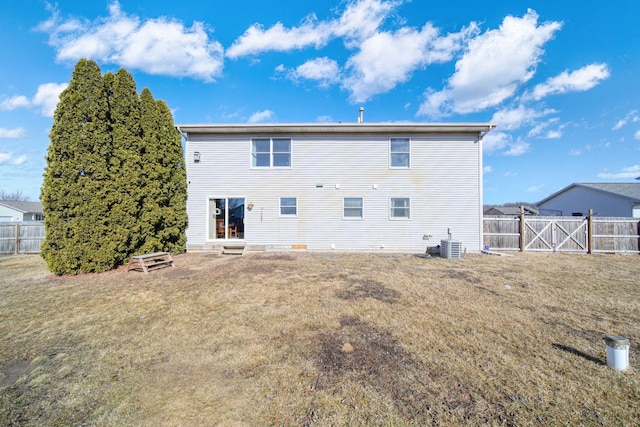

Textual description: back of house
[179,122,494,253]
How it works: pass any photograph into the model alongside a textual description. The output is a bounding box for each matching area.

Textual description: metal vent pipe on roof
[358,107,364,123]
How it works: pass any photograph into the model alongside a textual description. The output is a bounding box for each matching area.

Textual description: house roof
[0,200,43,213]
[537,183,640,205]
[177,122,497,136]
[485,206,539,216]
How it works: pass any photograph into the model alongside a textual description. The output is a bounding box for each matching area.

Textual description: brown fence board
[0,222,44,254]
[484,215,639,254]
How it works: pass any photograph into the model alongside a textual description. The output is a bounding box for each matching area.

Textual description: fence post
[519,206,525,252]
[15,223,20,254]
[587,209,593,254]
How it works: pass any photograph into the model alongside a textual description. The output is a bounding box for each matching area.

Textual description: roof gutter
[175,122,498,136]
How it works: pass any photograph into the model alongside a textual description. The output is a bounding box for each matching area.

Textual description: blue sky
[1,0,639,204]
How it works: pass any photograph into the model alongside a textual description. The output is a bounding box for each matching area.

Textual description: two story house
[179,122,495,253]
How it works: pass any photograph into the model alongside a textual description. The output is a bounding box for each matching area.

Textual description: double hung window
[280,197,297,216]
[390,198,410,219]
[343,197,363,219]
[390,138,410,168]
[252,138,291,168]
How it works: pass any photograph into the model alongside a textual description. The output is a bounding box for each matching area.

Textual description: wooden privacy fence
[0,222,45,254]
[484,210,640,254]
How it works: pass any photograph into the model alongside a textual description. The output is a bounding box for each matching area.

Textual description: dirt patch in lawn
[1,251,639,426]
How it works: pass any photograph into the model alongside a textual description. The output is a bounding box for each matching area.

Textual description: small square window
[344,197,363,219]
[280,197,297,216]
[390,198,410,218]
[390,138,410,168]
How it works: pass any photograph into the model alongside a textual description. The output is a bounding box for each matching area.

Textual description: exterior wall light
[194,152,201,163]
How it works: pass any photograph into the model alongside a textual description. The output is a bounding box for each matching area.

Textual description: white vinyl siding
[186,131,482,252]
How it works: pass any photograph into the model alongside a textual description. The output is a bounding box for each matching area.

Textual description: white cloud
[597,165,640,179]
[635,130,640,140]
[39,1,224,81]
[0,95,30,111]
[0,83,67,118]
[344,23,477,102]
[483,165,493,174]
[527,117,568,139]
[32,83,68,117]
[419,9,561,117]
[228,0,475,102]
[527,184,545,193]
[288,57,341,87]
[227,19,333,58]
[482,131,511,154]
[226,0,396,58]
[612,110,639,130]
[248,109,275,123]
[332,0,400,48]
[526,63,609,100]
[491,105,556,131]
[316,115,333,122]
[0,152,28,165]
[504,140,530,156]
[544,130,562,139]
[569,149,581,156]
[483,132,532,157]
[0,128,26,139]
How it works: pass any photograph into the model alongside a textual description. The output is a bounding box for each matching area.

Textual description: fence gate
[524,217,587,252]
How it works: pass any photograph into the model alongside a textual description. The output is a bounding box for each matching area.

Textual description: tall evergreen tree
[41,59,116,274]
[104,69,144,258]
[41,60,187,275]
[139,89,187,253]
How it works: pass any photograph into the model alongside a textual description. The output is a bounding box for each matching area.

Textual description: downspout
[176,125,187,142]
[478,124,496,251]
[479,124,497,140]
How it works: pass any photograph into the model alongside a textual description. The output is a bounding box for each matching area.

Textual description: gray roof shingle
[0,200,43,213]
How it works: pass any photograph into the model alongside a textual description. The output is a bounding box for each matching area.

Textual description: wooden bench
[127,252,175,273]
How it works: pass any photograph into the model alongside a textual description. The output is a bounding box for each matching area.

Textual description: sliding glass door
[208,198,244,240]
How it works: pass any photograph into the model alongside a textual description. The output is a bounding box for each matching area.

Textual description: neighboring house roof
[537,183,640,205]
[177,122,497,136]
[0,201,43,213]
[484,206,539,216]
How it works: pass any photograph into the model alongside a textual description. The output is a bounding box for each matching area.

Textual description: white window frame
[343,197,364,220]
[251,138,291,168]
[390,138,410,168]
[390,197,411,219]
[279,197,298,217]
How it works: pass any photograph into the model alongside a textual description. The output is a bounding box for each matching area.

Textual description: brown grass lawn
[0,251,639,426]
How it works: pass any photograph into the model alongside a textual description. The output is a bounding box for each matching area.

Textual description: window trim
[279,197,298,217]
[251,138,292,169]
[343,197,364,220]
[390,197,411,220]
[389,137,410,169]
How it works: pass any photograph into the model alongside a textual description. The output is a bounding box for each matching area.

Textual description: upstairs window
[390,138,410,168]
[343,197,363,219]
[252,138,291,168]
[390,198,410,219]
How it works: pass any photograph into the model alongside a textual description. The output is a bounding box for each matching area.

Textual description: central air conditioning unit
[441,239,462,259]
